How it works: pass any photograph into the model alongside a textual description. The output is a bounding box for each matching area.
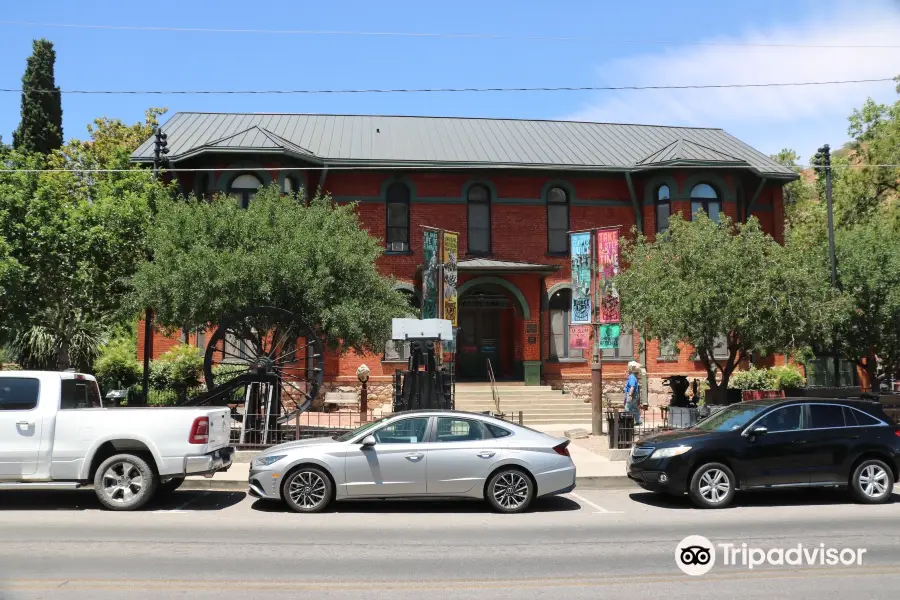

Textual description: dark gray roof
[132,112,795,178]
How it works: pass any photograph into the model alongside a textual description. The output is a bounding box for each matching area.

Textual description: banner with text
[569,232,593,324]
[596,228,621,324]
[442,231,459,327]
[569,325,592,350]
[422,228,441,319]
[598,324,621,349]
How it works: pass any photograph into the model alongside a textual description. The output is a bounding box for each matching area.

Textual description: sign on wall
[422,228,441,319]
[569,232,592,324]
[596,227,621,324]
[442,231,459,327]
[569,325,592,350]
[598,324,621,349]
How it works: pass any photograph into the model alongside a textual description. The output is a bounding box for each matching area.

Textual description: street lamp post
[816,144,841,388]
[357,364,370,424]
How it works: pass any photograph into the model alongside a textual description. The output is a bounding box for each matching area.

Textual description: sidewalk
[184,438,631,492]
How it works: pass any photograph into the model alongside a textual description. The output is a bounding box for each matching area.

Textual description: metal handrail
[487,359,500,414]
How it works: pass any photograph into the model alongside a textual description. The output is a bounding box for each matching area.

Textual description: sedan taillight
[553,442,571,457]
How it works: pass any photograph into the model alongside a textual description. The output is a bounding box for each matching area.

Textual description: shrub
[728,366,776,391]
[94,336,142,394]
[769,365,806,390]
[149,344,204,402]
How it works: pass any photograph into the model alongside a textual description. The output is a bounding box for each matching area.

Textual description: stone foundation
[547,377,673,407]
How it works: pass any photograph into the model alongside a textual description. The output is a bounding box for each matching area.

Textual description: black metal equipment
[180,306,324,445]
[663,375,693,408]
[393,340,453,412]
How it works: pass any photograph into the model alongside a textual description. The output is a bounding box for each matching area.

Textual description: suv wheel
[851,459,894,504]
[689,462,736,509]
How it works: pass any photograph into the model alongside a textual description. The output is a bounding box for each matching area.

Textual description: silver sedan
[248,410,576,513]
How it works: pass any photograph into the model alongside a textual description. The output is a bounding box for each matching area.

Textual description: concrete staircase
[453,384,592,426]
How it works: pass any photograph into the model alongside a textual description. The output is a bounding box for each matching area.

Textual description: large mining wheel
[203,306,324,417]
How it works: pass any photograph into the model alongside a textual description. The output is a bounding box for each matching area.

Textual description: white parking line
[567,492,623,514]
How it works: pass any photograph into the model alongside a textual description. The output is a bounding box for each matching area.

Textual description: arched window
[549,289,583,360]
[229,173,262,208]
[656,184,671,233]
[386,182,411,252]
[690,183,721,223]
[546,186,569,254]
[467,184,491,254]
[283,175,299,196]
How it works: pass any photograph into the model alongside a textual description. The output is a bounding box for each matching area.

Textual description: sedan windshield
[692,401,780,432]
[333,416,389,442]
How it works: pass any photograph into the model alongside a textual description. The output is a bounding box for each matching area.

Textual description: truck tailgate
[206,408,232,451]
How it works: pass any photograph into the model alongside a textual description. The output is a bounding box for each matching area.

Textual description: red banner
[568,325,592,350]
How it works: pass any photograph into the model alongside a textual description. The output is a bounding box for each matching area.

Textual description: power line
[2,19,900,49]
[1,78,895,96]
[2,164,898,174]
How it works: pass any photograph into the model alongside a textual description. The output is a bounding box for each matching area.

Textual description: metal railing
[229,404,380,449]
[487,358,500,414]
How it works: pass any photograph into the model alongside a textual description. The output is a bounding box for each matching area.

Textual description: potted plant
[770,365,806,397]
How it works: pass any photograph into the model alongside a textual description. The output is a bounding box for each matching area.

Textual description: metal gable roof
[132,112,796,178]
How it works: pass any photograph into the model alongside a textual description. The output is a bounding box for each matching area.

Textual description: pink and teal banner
[569,232,592,324]
[596,228,620,324]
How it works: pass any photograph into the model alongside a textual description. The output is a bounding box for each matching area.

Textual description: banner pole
[591,228,603,436]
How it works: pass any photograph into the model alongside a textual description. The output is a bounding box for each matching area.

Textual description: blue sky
[1,0,899,162]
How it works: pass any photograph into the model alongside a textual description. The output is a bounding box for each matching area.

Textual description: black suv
[627,398,900,508]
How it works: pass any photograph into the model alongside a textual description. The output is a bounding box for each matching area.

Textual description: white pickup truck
[0,370,233,510]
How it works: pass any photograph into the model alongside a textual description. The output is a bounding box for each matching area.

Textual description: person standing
[624,361,643,425]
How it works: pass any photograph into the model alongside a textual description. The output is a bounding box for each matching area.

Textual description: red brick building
[132,113,796,404]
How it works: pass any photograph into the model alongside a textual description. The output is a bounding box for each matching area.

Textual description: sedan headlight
[651,445,692,459]
[252,454,286,468]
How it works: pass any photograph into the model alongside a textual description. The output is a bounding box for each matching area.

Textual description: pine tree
[12,38,63,155]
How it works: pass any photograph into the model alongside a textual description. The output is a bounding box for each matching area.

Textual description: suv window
[807,404,846,429]
[435,418,486,442]
[848,408,882,427]
[754,405,802,432]
[373,417,430,444]
[0,377,40,411]
[60,379,103,409]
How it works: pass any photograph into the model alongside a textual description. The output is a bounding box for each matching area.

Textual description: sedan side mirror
[361,435,376,447]
[749,426,768,437]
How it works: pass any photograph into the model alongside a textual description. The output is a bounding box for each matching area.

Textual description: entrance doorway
[456,285,517,381]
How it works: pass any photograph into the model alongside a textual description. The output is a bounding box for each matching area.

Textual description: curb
[182,476,637,493]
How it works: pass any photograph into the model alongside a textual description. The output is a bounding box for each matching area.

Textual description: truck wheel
[94,454,158,511]
[157,477,185,496]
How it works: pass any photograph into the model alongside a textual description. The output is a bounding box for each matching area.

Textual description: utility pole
[140,128,169,405]
[817,144,841,387]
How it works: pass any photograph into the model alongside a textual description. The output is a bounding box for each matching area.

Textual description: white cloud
[565,2,900,159]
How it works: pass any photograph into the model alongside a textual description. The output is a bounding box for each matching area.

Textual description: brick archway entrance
[456,284,522,381]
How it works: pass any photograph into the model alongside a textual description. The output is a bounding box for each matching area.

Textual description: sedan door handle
[16,421,33,427]
[405,453,424,461]
[477,451,496,458]
[792,440,807,444]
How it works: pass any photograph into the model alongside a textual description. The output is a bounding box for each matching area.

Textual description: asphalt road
[1,485,899,600]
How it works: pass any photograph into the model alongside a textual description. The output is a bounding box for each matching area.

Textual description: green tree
[130,185,409,353]
[615,214,841,402]
[832,214,900,386]
[0,110,170,370]
[12,39,63,155]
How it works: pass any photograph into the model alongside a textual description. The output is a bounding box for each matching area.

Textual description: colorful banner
[442,231,458,327]
[598,324,621,349]
[569,232,592,324]
[422,228,441,319]
[569,325,592,350]
[596,228,621,324]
